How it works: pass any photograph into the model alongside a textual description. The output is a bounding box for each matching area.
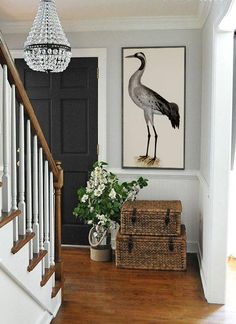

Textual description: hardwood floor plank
[52,248,236,324]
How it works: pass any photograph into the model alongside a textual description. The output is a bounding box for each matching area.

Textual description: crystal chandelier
[24,0,71,73]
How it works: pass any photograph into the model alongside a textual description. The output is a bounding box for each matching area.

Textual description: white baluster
[44,161,50,269]
[39,148,45,275]
[33,136,39,254]
[26,121,33,231]
[2,65,11,212]
[11,85,18,242]
[49,172,55,266]
[26,120,33,259]
[18,104,26,236]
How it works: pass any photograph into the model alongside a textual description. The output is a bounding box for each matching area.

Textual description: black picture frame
[122,46,186,170]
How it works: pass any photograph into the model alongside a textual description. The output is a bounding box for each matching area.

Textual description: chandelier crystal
[24,0,71,73]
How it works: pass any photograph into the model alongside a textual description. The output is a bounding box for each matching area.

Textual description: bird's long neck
[129,57,146,87]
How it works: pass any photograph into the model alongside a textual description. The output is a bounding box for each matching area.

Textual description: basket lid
[121,200,182,213]
[117,224,186,241]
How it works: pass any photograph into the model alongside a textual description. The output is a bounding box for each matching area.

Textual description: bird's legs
[148,125,158,165]
[138,124,151,161]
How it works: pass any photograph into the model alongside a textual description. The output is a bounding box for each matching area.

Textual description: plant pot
[88,226,112,262]
[90,244,112,262]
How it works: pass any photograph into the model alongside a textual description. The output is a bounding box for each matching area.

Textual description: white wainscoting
[109,168,200,253]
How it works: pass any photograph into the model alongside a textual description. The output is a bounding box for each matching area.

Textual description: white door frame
[11,48,107,162]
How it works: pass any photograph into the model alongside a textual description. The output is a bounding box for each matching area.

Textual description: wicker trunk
[116,225,186,271]
[121,200,182,236]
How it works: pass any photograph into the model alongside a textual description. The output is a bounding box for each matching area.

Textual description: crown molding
[197,0,212,28]
[0,3,212,34]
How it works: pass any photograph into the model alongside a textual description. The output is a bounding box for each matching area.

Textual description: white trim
[63,242,198,253]
[36,312,53,324]
[187,241,198,254]
[62,244,90,249]
[0,258,54,316]
[198,171,210,197]
[198,1,212,28]
[0,11,210,34]
[10,48,107,162]
[108,168,199,180]
[196,242,208,302]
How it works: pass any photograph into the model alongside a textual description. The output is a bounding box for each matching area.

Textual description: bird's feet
[147,157,159,165]
[138,155,149,161]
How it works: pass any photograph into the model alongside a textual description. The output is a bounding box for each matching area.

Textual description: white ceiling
[0,0,211,32]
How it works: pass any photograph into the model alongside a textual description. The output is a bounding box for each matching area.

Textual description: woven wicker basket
[116,225,186,271]
[121,200,182,236]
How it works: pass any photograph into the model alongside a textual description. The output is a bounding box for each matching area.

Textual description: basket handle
[165,208,170,226]
[168,238,174,252]
[88,226,108,247]
[128,236,133,253]
[131,208,137,224]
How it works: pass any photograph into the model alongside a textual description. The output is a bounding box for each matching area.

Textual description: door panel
[16,58,98,245]
[30,99,52,146]
[61,99,89,154]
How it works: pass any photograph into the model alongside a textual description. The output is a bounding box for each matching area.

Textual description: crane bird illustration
[126,52,180,165]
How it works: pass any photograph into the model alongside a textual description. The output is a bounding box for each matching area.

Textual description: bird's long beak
[125,55,135,58]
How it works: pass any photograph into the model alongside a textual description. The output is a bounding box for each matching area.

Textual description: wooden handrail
[0,31,59,180]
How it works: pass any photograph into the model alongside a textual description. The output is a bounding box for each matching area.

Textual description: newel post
[54,161,64,286]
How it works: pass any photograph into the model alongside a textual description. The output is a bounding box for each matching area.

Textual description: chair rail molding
[10,48,107,163]
[108,168,199,180]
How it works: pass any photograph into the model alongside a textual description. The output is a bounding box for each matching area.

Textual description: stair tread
[11,232,35,254]
[40,265,56,287]
[51,280,63,298]
[28,250,48,272]
[0,209,21,229]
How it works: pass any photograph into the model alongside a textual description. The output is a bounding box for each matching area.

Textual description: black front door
[16,58,98,245]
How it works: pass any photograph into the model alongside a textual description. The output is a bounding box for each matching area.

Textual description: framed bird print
[122,46,186,169]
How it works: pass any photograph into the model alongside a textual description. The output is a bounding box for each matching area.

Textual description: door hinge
[97,67,99,79]
[97,144,100,156]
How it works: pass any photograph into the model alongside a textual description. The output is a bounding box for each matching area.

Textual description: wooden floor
[52,248,236,324]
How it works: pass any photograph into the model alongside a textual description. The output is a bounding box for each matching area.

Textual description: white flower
[87,220,93,224]
[94,188,102,197]
[99,184,105,191]
[96,214,109,226]
[90,206,94,213]
[97,214,106,221]
[109,188,116,200]
[86,180,94,193]
[81,194,88,203]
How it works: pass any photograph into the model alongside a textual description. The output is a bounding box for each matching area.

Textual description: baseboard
[187,241,198,253]
[63,242,198,252]
[36,311,53,324]
[51,290,62,317]
[196,241,208,301]
[62,244,90,249]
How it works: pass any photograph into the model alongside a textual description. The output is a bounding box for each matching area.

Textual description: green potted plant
[73,161,148,261]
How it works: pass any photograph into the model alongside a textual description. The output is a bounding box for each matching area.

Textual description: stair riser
[0,222,60,313]
[0,269,52,324]
[0,221,14,260]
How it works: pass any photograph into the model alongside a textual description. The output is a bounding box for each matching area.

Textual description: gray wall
[5,29,202,170]
[3,30,202,247]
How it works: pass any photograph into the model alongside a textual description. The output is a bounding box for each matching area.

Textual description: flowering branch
[73,161,148,231]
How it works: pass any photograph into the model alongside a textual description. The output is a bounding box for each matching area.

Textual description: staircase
[0,32,63,324]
